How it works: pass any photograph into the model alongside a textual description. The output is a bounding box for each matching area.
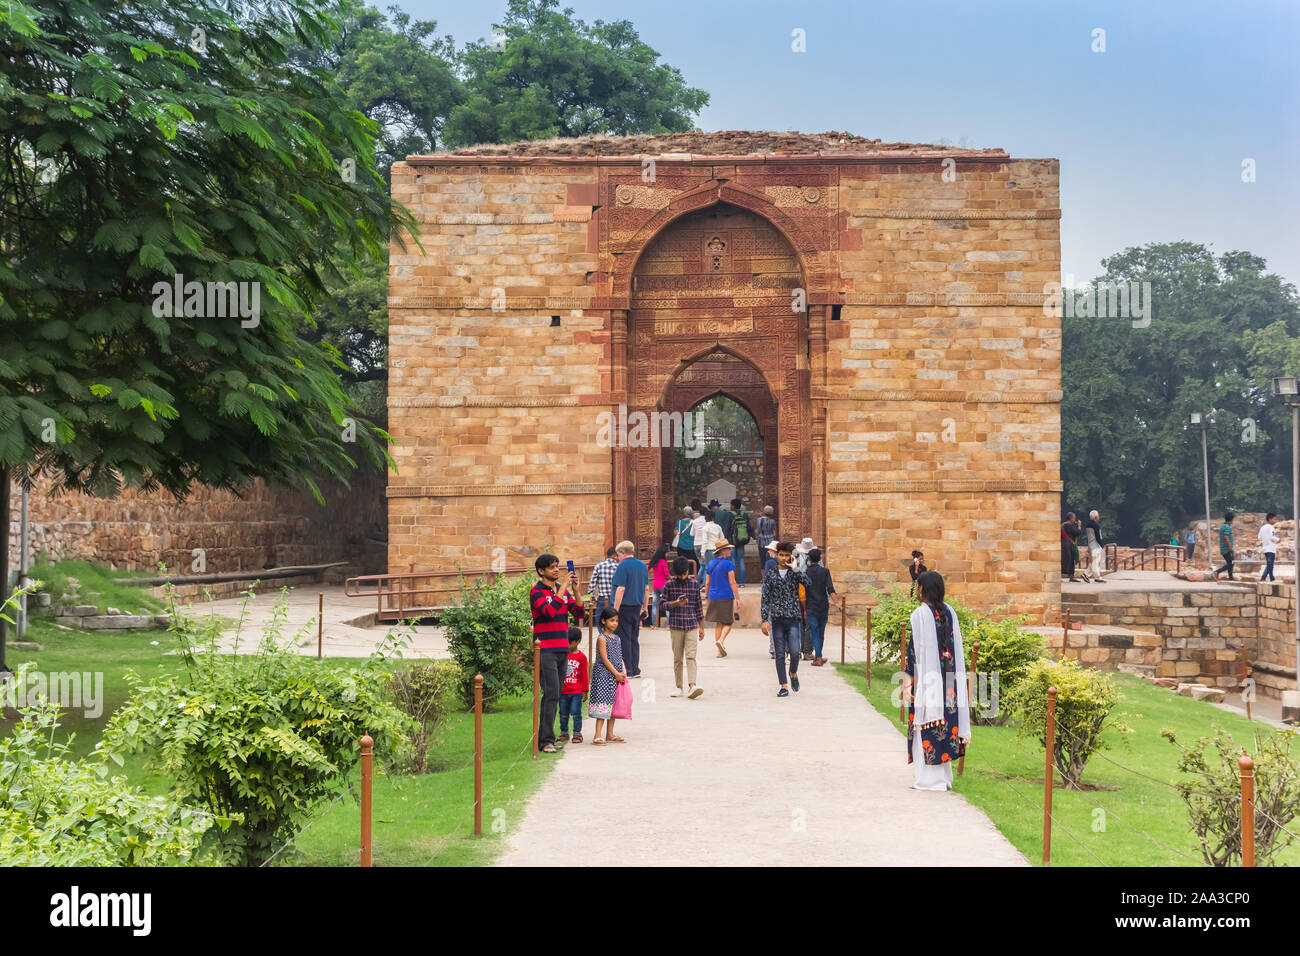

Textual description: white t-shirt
[690,514,706,542]
[700,521,723,551]
[1258,523,1279,554]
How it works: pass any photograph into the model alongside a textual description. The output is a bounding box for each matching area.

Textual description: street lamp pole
[1271,377,1300,711]
[1192,412,1214,571]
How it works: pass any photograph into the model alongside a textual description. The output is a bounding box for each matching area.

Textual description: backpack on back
[733,511,750,545]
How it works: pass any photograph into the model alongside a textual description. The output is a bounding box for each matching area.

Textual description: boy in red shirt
[559,627,589,744]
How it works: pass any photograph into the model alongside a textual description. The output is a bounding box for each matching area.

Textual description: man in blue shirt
[611,540,650,678]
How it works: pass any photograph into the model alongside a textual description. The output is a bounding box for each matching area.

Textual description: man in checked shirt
[662,556,705,699]
[589,546,618,617]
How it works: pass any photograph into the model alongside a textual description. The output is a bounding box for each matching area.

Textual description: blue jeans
[807,612,827,658]
[651,588,664,625]
[733,544,746,585]
[1263,553,1276,581]
[770,618,802,686]
[558,693,583,734]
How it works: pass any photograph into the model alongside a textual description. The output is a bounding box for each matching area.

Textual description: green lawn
[2,624,553,865]
[835,661,1298,867]
[30,558,167,613]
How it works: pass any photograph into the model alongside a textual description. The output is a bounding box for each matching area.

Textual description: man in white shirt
[1258,513,1279,581]
[690,509,707,578]
[699,514,724,577]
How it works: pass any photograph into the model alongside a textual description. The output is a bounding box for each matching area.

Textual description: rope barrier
[1248,798,1300,843]
[1000,777,1109,866]
[1051,720,1238,802]
[259,776,358,867]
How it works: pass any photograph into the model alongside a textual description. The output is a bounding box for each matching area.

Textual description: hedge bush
[440,572,538,707]
[390,661,461,773]
[1163,726,1300,866]
[1005,657,1126,789]
[103,595,414,866]
[965,614,1047,724]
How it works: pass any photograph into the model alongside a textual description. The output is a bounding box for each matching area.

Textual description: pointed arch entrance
[618,201,814,550]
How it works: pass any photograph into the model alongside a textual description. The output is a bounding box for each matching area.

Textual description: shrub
[1005,658,1125,788]
[0,683,215,866]
[1163,726,1300,866]
[102,594,415,866]
[857,583,975,663]
[966,614,1047,724]
[440,572,538,706]
[389,661,461,773]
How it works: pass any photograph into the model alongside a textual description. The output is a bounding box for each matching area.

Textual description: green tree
[1062,243,1300,543]
[445,0,708,147]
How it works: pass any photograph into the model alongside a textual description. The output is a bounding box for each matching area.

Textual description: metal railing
[1104,543,1184,573]
[345,563,598,622]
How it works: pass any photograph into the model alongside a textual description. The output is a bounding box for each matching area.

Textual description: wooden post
[360,734,373,867]
[532,640,541,760]
[473,674,483,836]
[1062,606,1070,635]
[317,591,323,659]
[840,595,846,664]
[865,607,872,689]
[958,641,979,776]
[1043,686,1057,866]
[899,623,909,723]
[1240,754,1255,867]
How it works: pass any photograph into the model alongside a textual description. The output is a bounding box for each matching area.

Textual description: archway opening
[673,394,763,516]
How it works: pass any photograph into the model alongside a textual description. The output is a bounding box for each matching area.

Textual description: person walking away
[530,554,586,754]
[1213,512,1237,581]
[1259,513,1279,581]
[674,507,696,576]
[704,539,739,657]
[649,545,671,627]
[590,547,618,617]
[804,549,835,665]
[793,537,816,658]
[589,607,627,745]
[728,498,753,587]
[715,498,736,545]
[1085,510,1107,582]
[1186,527,1196,562]
[690,508,707,576]
[761,541,809,697]
[756,505,777,557]
[663,557,705,698]
[903,571,970,791]
[699,511,724,581]
[611,541,649,678]
[558,627,588,744]
[1064,514,1091,582]
[908,550,928,599]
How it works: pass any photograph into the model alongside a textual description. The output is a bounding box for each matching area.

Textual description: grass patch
[835,661,1300,867]
[2,624,552,865]
[30,558,165,613]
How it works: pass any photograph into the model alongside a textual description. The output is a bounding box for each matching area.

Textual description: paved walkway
[180,585,452,659]
[499,626,1026,867]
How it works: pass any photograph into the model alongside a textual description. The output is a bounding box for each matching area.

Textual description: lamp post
[1191,411,1216,571]
[1271,377,1300,709]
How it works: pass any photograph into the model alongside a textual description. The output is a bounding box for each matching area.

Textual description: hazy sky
[404,0,1300,287]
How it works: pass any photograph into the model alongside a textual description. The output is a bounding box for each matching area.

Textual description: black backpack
[733,511,750,545]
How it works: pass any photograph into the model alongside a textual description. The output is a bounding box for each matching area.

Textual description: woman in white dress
[903,571,971,791]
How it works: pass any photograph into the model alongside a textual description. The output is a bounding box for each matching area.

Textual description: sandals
[608,735,626,743]
[593,738,606,745]
[572,733,583,743]
[715,641,727,658]
[540,743,557,753]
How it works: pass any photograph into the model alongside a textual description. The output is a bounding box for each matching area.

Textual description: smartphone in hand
[566,559,575,574]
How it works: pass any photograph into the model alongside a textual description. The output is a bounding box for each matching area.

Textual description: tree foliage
[0,0,414,498]
[1062,243,1300,543]
[445,0,708,148]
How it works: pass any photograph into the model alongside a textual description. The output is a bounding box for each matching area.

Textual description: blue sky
[404,0,1300,287]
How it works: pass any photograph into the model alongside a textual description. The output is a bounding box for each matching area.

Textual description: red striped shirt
[530,582,584,649]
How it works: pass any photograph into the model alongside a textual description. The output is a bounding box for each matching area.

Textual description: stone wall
[1065,584,1298,693]
[674,454,764,513]
[1045,624,1161,672]
[5,473,388,577]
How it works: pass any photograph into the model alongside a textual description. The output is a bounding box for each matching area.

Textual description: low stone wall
[1046,625,1161,673]
[1065,583,1297,694]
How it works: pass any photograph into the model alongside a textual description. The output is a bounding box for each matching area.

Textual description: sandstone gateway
[387,132,1062,616]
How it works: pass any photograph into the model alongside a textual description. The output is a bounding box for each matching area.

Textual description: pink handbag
[613,679,633,720]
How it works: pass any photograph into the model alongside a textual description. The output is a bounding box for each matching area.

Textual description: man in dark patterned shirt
[761,541,809,697]
[663,556,705,699]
